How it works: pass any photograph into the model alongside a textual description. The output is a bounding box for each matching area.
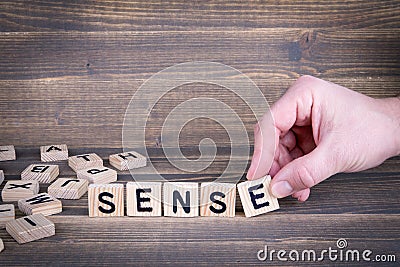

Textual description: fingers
[270,142,336,198]
[247,76,315,180]
[246,113,276,180]
[292,188,310,202]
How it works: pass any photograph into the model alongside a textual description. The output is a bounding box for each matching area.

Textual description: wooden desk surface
[0,1,399,266]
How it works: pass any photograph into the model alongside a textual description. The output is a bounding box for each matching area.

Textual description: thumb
[270,142,338,198]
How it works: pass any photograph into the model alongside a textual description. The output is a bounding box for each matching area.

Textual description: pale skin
[247,75,400,201]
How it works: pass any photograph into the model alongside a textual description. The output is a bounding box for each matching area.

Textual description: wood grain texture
[77,167,117,184]
[0,148,398,265]
[47,178,88,200]
[0,146,16,161]
[20,164,59,183]
[88,183,124,217]
[237,176,279,217]
[1,180,40,202]
[126,182,162,216]
[68,153,103,172]
[0,29,398,148]
[5,214,55,244]
[109,151,147,170]
[163,182,199,217]
[200,182,236,217]
[0,0,399,32]
[0,204,15,229]
[18,193,62,216]
[0,0,399,265]
[40,144,68,162]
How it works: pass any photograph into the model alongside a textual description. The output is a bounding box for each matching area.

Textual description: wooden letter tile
[0,170,4,185]
[40,144,68,162]
[109,151,147,170]
[68,153,103,172]
[163,182,198,217]
[2,180,40,202]
[6,214,55,244]
[88,184,124,217]
[126,182,162,216]
[18,193,62,216]
[237,175,279,217]
[200,182,236,217]
[21,164,59,183]
[0,145,16,161]
[0,204,15,228]
[77,167,117,184]
[48,178,88,199]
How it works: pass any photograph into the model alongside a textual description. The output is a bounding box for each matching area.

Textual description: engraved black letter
[209,191,227,214]
[248,183,269,209]
[98,192,116,214]
[173,190,190,214]
[136,188,152,212]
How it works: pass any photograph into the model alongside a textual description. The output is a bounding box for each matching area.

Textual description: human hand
[247,75,400,201]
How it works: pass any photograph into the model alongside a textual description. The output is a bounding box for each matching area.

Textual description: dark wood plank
[0,214,398,265]
[0,30,400,80]
[0,30,399,147]
[1,148,399,215]
[0,0,399,32]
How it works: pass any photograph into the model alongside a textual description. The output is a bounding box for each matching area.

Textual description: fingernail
[271,181,293,198]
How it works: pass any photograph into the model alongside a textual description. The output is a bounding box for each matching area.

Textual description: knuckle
[295,164,317,189]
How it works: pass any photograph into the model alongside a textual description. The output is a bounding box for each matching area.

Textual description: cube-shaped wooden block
[21,164,59,183]
[0,145,16,161]
[48,178,88,199]
[40,144,68,162]
[109,151,147,170]
[18,193,62,216]
[6,214,55,244]
[0,238,3,252]
[0,170,4,185]
[2,180,40,202]
[163,182,199,217]
[68,153,103,172]
[77,167,117,184]
[88,184,124,217]
[237,176,279,217]
[0,204,15,228]
[126,182,162,216]
[200,182,236,217]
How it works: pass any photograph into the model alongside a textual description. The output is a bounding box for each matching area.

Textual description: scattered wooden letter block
[77,167,117,184]
[6,214,55,244]
[68,153,103,172]
[109,151,147,170]
[126,182,162,216]
[40,144,68,162]
[48,178,88,199]
[0,238,3,252]
[200,182,236,217]
[88,184,124,217]
[21,164,59,183]
[18,193,62,216]
[237,175,279,217]
[0,204,15,228]
[2,180,40,202]
[0,170,4,185]
[163,182,199,217]
[0,145,16,161]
